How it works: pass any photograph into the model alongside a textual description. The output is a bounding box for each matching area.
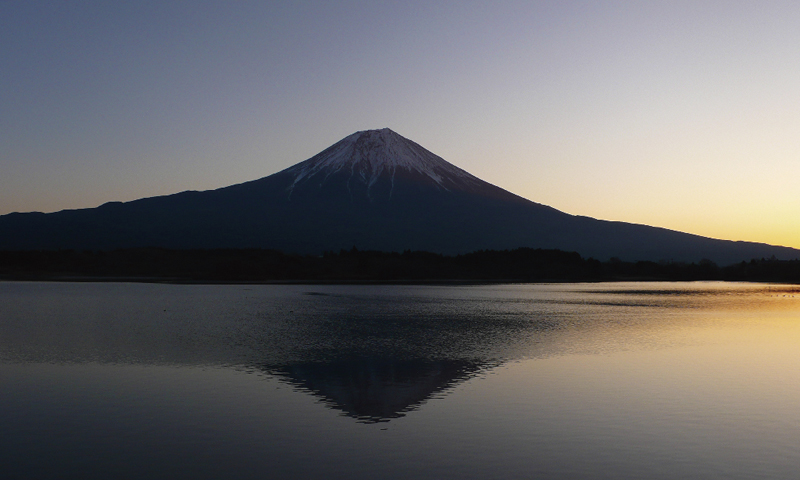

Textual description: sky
[2,1,799,249]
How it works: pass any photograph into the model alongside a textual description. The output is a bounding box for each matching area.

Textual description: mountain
[1,128,797,264]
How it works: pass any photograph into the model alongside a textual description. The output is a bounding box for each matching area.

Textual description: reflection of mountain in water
[5,282,744,423]
[267,357,492,423]
[2,283,560,422]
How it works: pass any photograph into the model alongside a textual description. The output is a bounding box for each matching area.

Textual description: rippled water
[2,281,799,479]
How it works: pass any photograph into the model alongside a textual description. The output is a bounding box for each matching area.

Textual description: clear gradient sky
[2,1,799,248]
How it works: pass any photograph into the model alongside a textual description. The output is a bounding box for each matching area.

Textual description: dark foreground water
[2,281,800,479]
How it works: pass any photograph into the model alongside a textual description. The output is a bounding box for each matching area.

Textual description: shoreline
[1,275,796,286]
[2,247,799,285]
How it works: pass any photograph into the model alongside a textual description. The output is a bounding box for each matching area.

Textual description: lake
[2,281,800,479]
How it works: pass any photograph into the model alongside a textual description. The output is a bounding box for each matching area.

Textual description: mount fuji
[1,128,797,264]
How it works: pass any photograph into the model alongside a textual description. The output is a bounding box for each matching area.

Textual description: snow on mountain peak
[285,128,484,196]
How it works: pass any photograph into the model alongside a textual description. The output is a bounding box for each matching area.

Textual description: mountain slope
[0,128,797,265]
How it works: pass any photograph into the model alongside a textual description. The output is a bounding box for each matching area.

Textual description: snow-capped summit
[282,128,492,199]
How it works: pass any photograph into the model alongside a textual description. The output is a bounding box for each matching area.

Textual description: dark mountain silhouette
[1,128,797,264]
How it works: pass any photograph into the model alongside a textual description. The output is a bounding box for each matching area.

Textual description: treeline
[0,247,799,283]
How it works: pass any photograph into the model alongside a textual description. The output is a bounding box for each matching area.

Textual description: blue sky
[2,1,799,248]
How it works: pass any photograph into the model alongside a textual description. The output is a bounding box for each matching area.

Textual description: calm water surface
[2,281,800,479]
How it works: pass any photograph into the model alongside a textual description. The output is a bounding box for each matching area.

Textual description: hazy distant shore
[1,247,798,285]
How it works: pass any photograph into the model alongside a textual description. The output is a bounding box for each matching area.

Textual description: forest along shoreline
[1,248,799,284]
